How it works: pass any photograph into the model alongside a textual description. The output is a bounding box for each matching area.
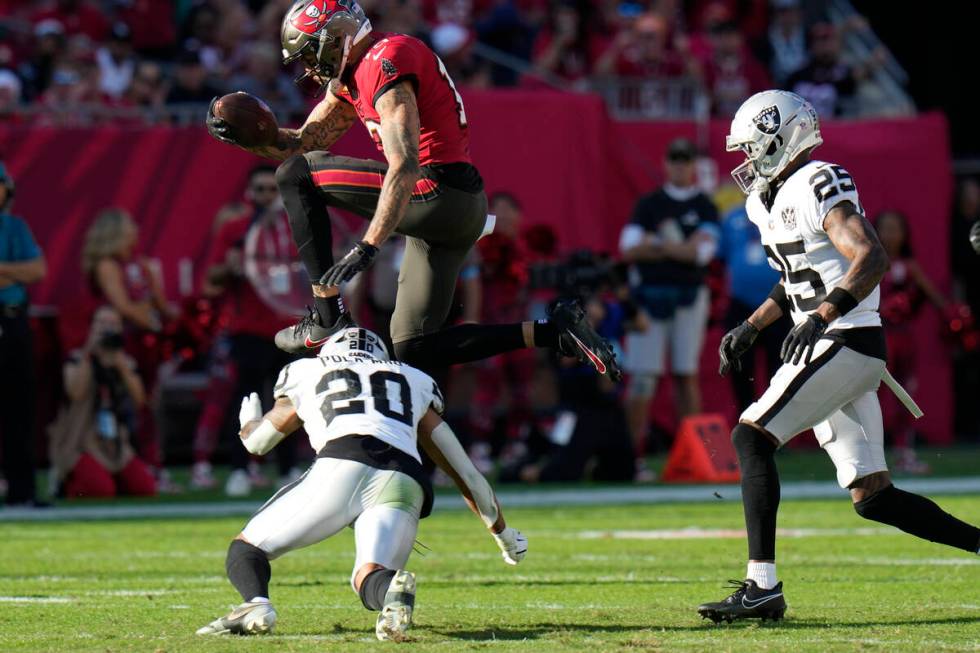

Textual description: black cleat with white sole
[697,579,786,623]
[549,299,622,381]
[274,308,355,354]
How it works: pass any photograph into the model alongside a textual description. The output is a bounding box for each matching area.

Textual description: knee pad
[628,373,655,399]
[275,153,311,190]
[853,484,897,521]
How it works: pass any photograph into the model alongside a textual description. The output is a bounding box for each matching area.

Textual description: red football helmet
[280,0,372,96]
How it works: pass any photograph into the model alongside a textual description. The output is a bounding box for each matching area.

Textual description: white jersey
[745,159,880,330]
[273,355,444,462]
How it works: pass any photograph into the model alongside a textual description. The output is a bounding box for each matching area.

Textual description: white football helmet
[726,90,823,194]
[318,327,389,361]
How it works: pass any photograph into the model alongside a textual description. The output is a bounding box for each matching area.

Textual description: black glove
[970,220,980,255]
[319,241,379,286]
[718,321,759,376]
[780,314,828,365]
[206,96,240,146]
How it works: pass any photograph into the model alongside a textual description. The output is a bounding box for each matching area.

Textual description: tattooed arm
[247,82,357,160]
[361,80,421,247]
[815,200,889,323]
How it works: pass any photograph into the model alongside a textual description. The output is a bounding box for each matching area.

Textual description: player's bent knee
[275,153,311,190]
[731,422,776,454]
[850,471,893,507]
[225,539,271,580]
[853,482,898,521]
[392,336,428,368]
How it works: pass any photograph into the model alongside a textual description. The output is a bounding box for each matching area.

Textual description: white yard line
[1,477,978,522]
[576,527,897,540]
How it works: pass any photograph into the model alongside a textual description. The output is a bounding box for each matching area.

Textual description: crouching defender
[698,90,980,624]
[197,327,527,641]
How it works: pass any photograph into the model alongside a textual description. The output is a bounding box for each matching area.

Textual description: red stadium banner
[0,94,954,442]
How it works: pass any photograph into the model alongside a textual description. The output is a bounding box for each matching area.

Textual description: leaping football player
[206,0,619,380]
[196,327,528,641]
[698,90,980,623]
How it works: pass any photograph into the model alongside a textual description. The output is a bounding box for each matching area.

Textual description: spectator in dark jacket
[0,162,47,507]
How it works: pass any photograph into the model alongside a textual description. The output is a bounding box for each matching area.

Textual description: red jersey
[334,33,472,166]
[203,212,294,340]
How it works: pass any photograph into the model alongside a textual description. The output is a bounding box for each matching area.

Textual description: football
[213,92,279,147]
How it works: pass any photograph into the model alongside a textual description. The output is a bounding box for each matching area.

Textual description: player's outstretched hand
[718,321,759,375]
[319,241,379,287]
[493,527,528,565]
[780,314,827,365]
[238,392,263,430]
[206,97,240,146]
[970,220,980,255]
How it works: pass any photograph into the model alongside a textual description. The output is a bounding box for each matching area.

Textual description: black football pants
[276,152,488,345]
[0,311,36,504]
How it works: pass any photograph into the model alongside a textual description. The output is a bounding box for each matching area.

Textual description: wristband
[768,283,791,314]
[826,287,859,316]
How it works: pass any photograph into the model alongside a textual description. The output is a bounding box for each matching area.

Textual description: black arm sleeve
[768,282,791,315]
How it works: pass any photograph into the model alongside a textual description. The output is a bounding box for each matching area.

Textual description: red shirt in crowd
[334,33,472,166]
[531,29,609,81]
[608,47,689,79]
[32,0,109,40]
[203,210,294,340]
[703,50,770,117]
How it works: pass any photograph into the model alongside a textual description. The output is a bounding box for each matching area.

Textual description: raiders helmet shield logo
[381,58,397,77]
[753,105,781,135]
[781,206,797,230]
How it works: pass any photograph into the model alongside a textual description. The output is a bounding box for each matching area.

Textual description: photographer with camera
[48,306,157,499]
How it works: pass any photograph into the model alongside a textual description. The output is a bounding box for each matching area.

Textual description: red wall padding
[0,93,954,441]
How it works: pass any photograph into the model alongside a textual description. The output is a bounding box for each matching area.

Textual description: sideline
[2,476,979,522]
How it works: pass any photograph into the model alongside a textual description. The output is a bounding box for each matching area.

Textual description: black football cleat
[549,300,622,381]
[697,580,787,624]
[274,307,355,354]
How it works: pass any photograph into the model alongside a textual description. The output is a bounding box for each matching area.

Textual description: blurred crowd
[0,0,895,124]
[3,142,980,505]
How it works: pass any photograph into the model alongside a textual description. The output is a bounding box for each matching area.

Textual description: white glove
[492,527,527,565]
[238,392,263,430]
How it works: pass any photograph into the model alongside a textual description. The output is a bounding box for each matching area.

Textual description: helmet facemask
[281,1,371,97]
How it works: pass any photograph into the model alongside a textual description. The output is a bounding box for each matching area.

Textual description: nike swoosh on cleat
[741,593,783,609]
[304,335,330,348]
[566,331,607,374]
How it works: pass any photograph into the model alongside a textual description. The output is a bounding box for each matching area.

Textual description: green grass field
[2,495,979,652]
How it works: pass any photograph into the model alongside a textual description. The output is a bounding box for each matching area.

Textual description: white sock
[249,596,270,604]
[746,562,778,590]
